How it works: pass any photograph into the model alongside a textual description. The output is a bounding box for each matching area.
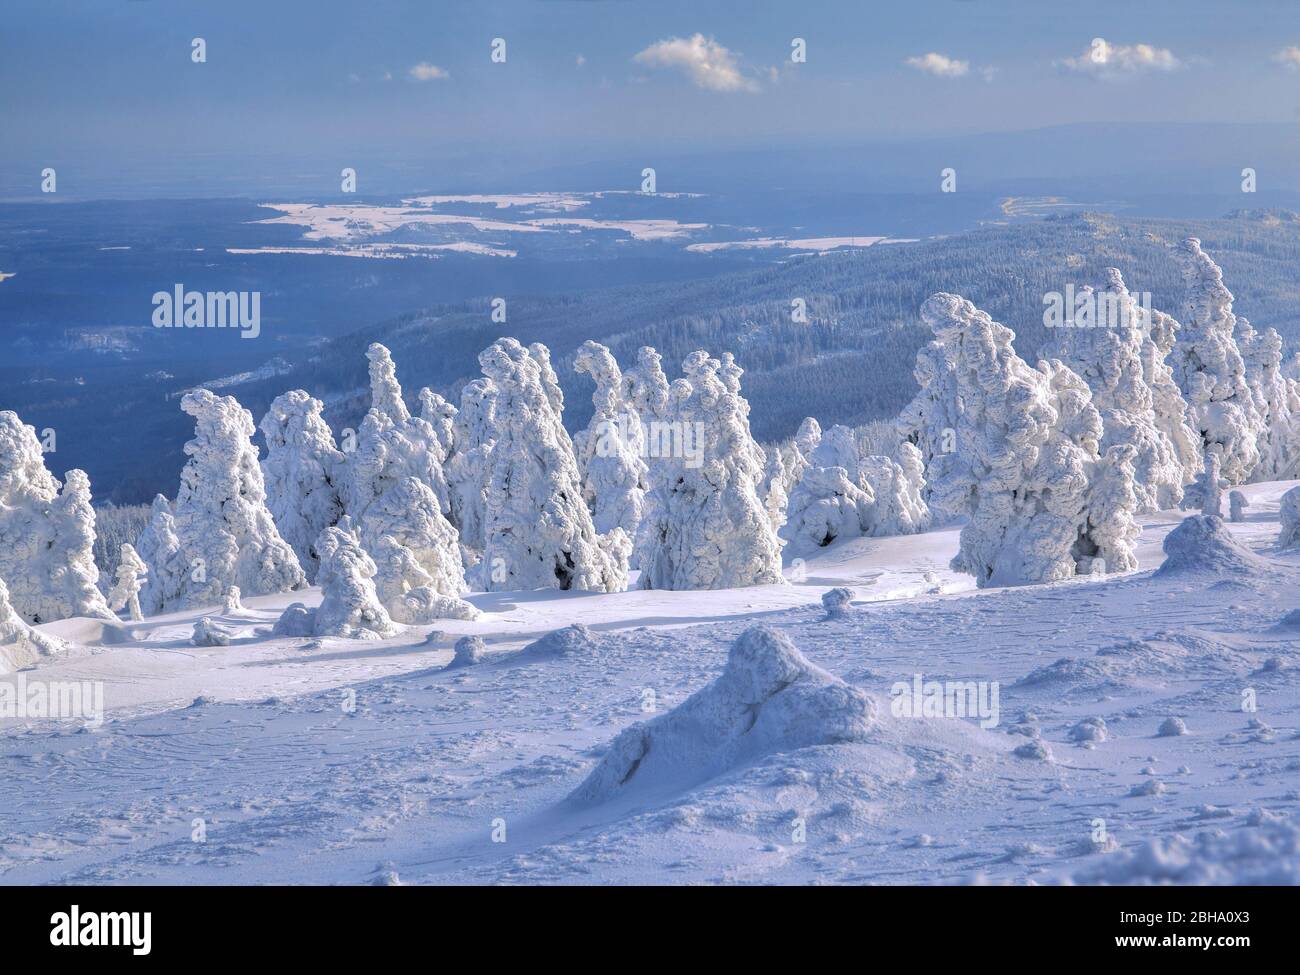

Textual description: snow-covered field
[4,481,1298,886]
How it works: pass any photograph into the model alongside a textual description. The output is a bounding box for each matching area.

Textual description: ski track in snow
[3,481,1300,885]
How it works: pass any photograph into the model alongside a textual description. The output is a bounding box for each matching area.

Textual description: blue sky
[6,0,1300,195]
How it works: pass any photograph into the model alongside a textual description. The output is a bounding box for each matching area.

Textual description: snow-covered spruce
[1279,486,1300,549]
[165,389,305,610]
[572,340,648,539]
[0,412,114,625]
[782,460,876,555]
[259,390,346,582]
[1041,269,1194,511]
[477,338,629,592]
[1237,316,1300,480]
[276,526,399,640]
[760,447,789,534]
[1229,490,1247,523]
[636,351,785,590]
[860,443,930,536]
[920,293,1139,587]
[445,377,497,553]
[0,575,65,674]
[107,543,148,622]
[135,495,183,617]
[417,388,458,461]
[1143,303,1206,488]
[1172,238,1265,485]
[898,339,962,518]
[358,476,476,622]
[569,625,874,804]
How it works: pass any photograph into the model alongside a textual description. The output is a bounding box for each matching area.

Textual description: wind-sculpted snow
[569,625,874,805]
[0,412,113,625]
[259,390,346,582]
[637,351,785,590]
[920,292,1139,587]
[0,576,65,673]
[478,338,628,593]
[1173,238,1265,485]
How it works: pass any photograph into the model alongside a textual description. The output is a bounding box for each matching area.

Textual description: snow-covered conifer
[637,351,785,589]
[1237,318,1300,480]
[417,388,458,459]
[168,389,305,609]
[760,448,789,534]
[1229,490,1247,523]
[478,338,628,592]
[259,390,346,581]
[136,495,182,616]
[445,378,497,552]
[44,469,115,622]
[573,340,648,538]
[1279,486,1300,549]
[898,339,961,516]
[306,526,399,640]
[107,543,148,621]
[1172,238,1265,484]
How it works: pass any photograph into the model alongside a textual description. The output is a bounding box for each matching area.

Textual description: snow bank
[569,625,874,804]
[520,623,599,659]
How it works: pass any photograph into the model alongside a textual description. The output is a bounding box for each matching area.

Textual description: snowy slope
[2,482,1299,885]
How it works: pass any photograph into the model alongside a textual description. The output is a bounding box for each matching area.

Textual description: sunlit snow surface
[3,481,1299,885]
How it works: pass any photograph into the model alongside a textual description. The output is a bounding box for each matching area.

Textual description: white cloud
[905,52,969,78]
[633,34,759,92]
[1274,46,1300,71]
[576,54,586,68]
[1059,38,1181,75]
[409,62,450,81]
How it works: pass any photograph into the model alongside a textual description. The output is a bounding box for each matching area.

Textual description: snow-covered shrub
[1157,716,1188,737]
[107,543,148,622]
[1183,449,1228,518]
[0,412,114,624]
[859,444,930,536]
[1279,486,1300,549]
[0,575,64,674]
[920,293,1140,587]
[222,586,243,614]
[166,389,305,610]
[259,390,346,581]
[637,351,785,590]
[448,634,486,668]
[1041,269,1193,511]
[1172,238,1265,484]
[191,617,234,647]
[521,622,599,659]
[1229,490,1247,523]
[569,625,874,804]
[478,338,628,592]
[358,476,475,622]
[781,464,876,554]
[822,587,854,619]
[297,526,400,640]
[572,340,648,538]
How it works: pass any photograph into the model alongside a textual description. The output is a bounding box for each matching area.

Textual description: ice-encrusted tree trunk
[923,292,1139,587]
[637,351,785,590]
[259,390,346,581]
[898,339,961,517]
[107,543,148,621]
[477,338,629,592]
[1237,317,1300,480]
[1171,238,1265,484]
[445,377,497,553]
[168,389,305,610]
[358,476,476,622]
[135,494,182,616]
[1041,269,1192,511]
[572,340,648,538]
[0,412,113,624]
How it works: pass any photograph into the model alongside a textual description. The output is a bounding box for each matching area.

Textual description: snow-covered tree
[898,339,961,517]
[624,346,670,422]
[1280,485,1300,549]
[445,378,497,552]
[637,351,785,590]
[921,292,1139,587]
[167,389,305,610]
[359,476,477,622]
[1042,269,1192,511]
[477,338,629,592]
[781,464,876,555]
[860,443,931,536]
[259,389,346,581]
[1237,317,1300,480]
[0,412,113,624]
[107,543,148,621]
[572,340,648,538]
[1172,238,1265,484]
[135,495,182,616]
[417,388,458,459]
[1229,490,1247,523]
[290,525,399,640]
[1142,304,1205,491]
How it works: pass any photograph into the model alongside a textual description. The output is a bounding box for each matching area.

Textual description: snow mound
[1155,515,1269,577]
[1157,716,1189,737]
[520,623,599,659]
[568,625,875,805]
[821,587,854,619]
[191,617,235,647]
[448,635,486,668]
[0,576,65,673]
[1074,815,1300,884]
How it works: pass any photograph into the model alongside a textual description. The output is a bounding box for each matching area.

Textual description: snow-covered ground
[3,481,1299,885]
